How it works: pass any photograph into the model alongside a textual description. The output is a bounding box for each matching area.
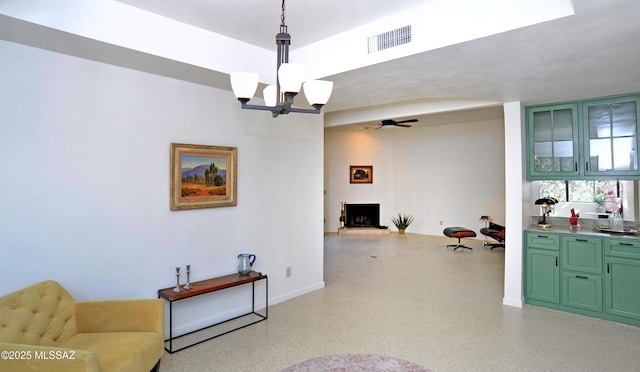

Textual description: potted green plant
[391,213,414,234]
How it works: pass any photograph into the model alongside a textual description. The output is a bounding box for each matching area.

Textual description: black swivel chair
[480,222,505,250]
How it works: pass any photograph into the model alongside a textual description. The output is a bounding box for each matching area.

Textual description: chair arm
[75,299,163,335]
[0,342,98,372]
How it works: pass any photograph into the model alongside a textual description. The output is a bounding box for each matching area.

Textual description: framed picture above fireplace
[350,165,373,184]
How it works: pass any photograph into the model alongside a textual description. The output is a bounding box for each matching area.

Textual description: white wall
[324,115,506,236]
[0,40,325,336]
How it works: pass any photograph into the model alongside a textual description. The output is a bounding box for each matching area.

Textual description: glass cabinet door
[583,96,640,176]
[527,103,579,179]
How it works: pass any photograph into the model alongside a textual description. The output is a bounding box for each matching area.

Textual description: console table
[158,271,268,353]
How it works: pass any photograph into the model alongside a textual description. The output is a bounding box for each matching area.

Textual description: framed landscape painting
[350,165,373,184]
[170,143,237,210]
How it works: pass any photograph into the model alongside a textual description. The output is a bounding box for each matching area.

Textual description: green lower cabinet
[605,257,640,321]
[562,237,602,274]
[526,248,560,304]
[560,237,603,314]
[525,231,640,328]
[562,272,603,312]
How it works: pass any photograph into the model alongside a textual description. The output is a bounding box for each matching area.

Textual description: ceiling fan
[375,118,418,129]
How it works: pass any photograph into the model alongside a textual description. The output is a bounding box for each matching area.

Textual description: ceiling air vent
[368,25,412,54]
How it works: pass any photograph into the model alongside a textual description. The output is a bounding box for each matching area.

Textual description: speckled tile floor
[161,233,640,372]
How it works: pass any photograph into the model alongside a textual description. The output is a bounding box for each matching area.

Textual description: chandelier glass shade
[230,0,333,117]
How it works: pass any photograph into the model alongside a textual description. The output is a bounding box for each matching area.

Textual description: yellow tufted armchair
[0,280,164,372]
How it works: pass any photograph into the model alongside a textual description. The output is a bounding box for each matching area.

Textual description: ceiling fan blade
[395,119,418,124]
[377,118,417,128]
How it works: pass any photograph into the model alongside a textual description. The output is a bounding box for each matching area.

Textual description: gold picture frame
[170,143,237,210]
[350,165,373,184]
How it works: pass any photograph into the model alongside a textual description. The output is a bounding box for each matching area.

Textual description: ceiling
[117,0,640,124]
[2,0,640,127]
[116,0,430,50]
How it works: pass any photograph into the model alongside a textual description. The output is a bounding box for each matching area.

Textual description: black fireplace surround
[345,203,380,227]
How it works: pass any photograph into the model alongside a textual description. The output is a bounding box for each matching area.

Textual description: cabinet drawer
[526,232,560,250]
[562,237,602,274]
[605,239,640,259]
[562,272,603,312]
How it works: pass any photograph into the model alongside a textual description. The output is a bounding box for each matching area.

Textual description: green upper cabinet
[583,95,640,177]
[526,93,640,180]
[527,103,579,179]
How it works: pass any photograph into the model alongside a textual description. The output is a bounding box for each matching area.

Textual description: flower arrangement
[593,187,615,204]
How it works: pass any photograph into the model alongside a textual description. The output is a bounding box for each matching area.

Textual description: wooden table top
[158,271,267,301]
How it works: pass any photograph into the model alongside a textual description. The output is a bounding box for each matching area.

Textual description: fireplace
[345,203,380,227]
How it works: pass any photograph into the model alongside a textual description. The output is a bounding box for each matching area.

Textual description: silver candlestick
[183,265,192,289]
[173,266,182,292]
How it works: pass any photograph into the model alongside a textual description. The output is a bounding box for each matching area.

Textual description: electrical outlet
[285,266,291,278]
[439,220,443,226]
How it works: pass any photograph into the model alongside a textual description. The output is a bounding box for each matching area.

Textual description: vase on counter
[596,203,606,213]
[609,211,624,231]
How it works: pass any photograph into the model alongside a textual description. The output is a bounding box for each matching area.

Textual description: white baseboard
[503,295,523,308]
[269,281,325,306]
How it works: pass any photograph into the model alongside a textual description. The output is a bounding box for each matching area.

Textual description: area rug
[282,354,431,371]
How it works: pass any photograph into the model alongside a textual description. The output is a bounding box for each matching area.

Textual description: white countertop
[525,224,640,240]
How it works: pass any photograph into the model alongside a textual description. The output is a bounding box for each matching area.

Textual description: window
[539,180,619,202]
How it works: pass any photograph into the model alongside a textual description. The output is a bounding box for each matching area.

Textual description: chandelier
[230,0,333,118]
